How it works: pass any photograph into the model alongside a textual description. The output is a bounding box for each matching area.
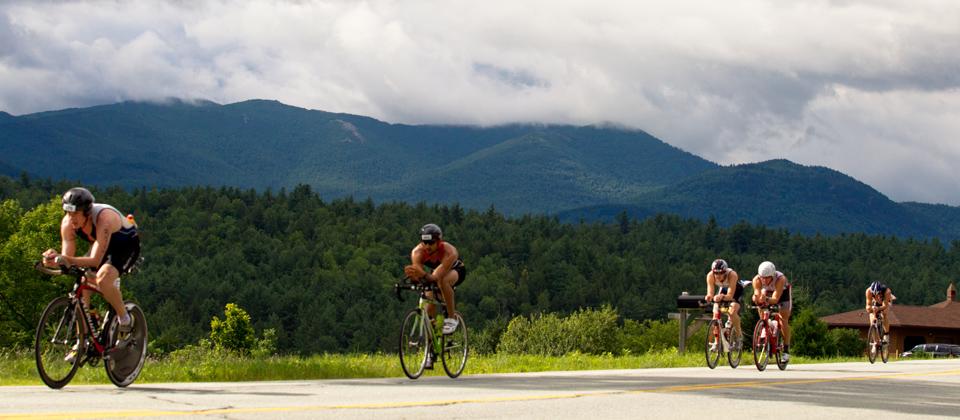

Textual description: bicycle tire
[727,326,742,369]
[441,312,468,378]
[105,302,148,387]
[775,327,788,371]
[399,308,429,379]
[753,320,769,371]
[35,296,84,389]
[705,319,721,369]
[880,327,890,363]
[866,323,880,364]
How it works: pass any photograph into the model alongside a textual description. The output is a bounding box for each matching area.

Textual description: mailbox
[677,293,707,309]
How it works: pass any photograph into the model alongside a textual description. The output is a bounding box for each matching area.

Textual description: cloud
[1,0,958,204]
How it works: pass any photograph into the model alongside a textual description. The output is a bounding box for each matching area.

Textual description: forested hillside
[1,175,958,355]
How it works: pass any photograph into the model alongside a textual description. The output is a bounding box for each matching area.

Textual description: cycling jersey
[759,271,791,310]
[422,241,466,287]
[74,204,140,274]
[708,268,743,303]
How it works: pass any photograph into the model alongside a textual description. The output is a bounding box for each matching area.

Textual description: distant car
[900,343,960,358]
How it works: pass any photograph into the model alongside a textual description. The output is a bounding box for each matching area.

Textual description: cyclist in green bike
[404,223,466,337]
[41,187,141,361]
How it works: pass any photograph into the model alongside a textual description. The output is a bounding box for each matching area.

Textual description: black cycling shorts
[99,228,141,275]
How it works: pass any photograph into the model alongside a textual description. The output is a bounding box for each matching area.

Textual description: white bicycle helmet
[758,261,776,278]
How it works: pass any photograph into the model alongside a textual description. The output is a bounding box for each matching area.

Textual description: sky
[1,0,959,205]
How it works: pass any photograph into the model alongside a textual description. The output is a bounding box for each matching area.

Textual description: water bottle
[770,319,779,336]
[724,320,731,329]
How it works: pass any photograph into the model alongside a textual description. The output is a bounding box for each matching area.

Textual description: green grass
[0,347,882,386]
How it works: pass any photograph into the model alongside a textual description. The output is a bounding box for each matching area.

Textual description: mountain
[0,99,715,214]
[2,99,958,240]
[558,160,953,239]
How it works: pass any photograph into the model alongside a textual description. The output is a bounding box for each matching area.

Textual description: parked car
[900,343,960,358]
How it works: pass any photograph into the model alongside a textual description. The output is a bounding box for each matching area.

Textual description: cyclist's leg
[779,306,792,348]
[94,264,128,320]
[438,269,459,317]
[881,309,890,336]
[729,301,742,337]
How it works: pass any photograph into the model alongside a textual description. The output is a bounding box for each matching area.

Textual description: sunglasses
[422,239,436,245]
[713,269,725,275]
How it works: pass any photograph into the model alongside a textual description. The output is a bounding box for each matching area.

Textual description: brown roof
[821,300,960,330]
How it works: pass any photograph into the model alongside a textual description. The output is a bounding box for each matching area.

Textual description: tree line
[1,174,957,355]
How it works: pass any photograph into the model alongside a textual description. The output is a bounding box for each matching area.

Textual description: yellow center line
[4,368,960,419]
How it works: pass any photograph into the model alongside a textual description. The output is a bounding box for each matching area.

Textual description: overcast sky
[2,1,959,205]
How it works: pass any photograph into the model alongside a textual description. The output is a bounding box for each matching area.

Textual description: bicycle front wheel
[705,319,721,369]
[441,312,468,378]
[866,323,880,364]
[399,308,429,379]
[105,302,148,387]
[880,329,890,363]
[35,296,84,389]
[752,320,769,372]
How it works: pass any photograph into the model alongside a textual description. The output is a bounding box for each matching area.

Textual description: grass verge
[0,347,877,386]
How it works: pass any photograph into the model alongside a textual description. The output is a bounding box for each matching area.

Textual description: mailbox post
[675,292,709,353]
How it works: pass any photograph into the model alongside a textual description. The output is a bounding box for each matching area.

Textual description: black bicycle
[866,306,890,364]
[34,262,148,388]
[394,277,468,379]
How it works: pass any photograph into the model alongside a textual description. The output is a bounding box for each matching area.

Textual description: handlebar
[747,303,781,312]
[34,261,91,278]
[393,277,443,302]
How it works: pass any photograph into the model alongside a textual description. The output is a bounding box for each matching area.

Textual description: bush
[210,303,256,353]
[620,319,679,354]
[497,306,620,356]
[791,308,837,357]
[829,328,864,357]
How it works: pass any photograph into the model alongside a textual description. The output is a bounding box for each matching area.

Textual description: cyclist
[404,223,465,336]
[704,258,743,348]
[866,281,894,343]
[751,261,792,362]
[41,187,140,361]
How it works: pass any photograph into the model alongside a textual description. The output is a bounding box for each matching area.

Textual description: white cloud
[1,0,959,204]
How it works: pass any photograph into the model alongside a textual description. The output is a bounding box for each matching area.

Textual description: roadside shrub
[497,306,620,356]
[829,328,864,357]
[791,308,837,357]
[210,303,256,354]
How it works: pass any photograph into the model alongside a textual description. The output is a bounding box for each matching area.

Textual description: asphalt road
[2,359,959,419]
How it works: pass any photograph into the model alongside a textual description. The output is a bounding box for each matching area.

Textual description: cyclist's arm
[705,274,715,301]
[880,289,893,311]
[62,211,118,268]
[722,270,739,301]
[751,276,762,304]
[43,216,77,266]
[865,289,873,312]
[770,276,785,304]
[425,243,458,283]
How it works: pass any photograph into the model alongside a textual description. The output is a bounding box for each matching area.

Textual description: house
[820,283,960,357]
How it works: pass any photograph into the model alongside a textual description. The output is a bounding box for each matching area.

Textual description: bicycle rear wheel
[752,320,769,371]
[880,329,890,363]
[705,320,721,369]
[866,323,880,364]
[105,302,148,387]
[441,312,468,378]
[775,328,788,371]
[35,296,84,389]
[727,327,742,369]
[399,308,429,379]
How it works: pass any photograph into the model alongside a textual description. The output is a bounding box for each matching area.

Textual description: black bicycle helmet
[869,281,885,296]
[419,223,442,243]
[62,187,94,214]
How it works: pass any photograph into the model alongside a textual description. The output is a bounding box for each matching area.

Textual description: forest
[1,173,957,355]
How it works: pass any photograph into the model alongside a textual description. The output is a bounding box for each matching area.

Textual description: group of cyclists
[44,185,895,373]
[705,258,894,363]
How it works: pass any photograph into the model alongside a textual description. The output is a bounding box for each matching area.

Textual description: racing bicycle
[33,262,148,388]
[394,277,468,379]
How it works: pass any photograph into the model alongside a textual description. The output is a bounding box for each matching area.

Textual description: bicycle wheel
[752,320,769,371]
[35,297,84,389]
[399,308,429,379]
[105,302,148,387]
[775,327,788,371]
[705,319,721,369]
[727,326,742,369]
[866,323,880,364]
[441,312,468,378]
[880,329,890,363]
